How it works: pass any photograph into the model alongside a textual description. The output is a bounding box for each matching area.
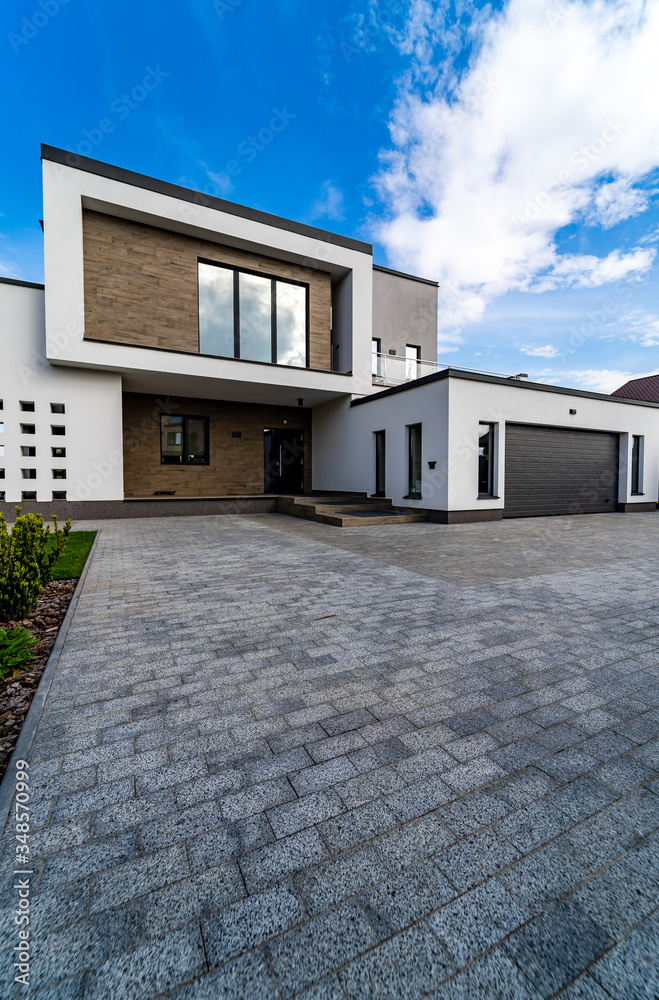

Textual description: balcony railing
[371,353,529,387]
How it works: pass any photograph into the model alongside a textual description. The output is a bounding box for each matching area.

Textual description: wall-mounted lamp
[297,398,304,407]
[428,461,437,470]
[569,408,577,415]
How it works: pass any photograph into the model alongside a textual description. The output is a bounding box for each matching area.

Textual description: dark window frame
[478,422,496,497]
[631,434,643,494]
[50,403,66,414]
[406,423,422,499]
[374,429,386,497]
[197,258,310,368]
[160,414,210,466]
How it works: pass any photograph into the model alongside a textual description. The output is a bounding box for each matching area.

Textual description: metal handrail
[371,353,525,386]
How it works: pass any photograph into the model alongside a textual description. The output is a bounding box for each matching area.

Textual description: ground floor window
[631,434,643,494]
[478,423,495,496]
[407,424,422,497]
[161,415,209,465]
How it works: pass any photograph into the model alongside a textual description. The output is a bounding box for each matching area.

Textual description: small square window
[22,469,37,480]
[0,446,4,457]
[0,400,3,409]
[52,447,66,458]
[22,491,37,501]
[52,469,66,480]
[21,446,36,457]
[50,403,65,414]
[0,422,5,433]
[21,424,35,434]
[51,425,66,436]
[20,401,35,412]
[0,491,5,501]
[52,491,67,500]
[0,469,4,479]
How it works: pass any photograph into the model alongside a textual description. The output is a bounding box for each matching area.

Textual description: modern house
[1,145,658,523]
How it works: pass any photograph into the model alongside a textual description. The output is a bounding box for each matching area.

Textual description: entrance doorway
[264,428,305,493]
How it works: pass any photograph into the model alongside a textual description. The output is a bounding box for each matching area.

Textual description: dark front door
[504,423,619,517]
[264,428,304,493]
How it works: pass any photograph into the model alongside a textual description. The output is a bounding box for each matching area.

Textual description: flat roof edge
[351,368,659,408]
[373,264,438,287]
[41,144,373,256]
[0,275,44,290]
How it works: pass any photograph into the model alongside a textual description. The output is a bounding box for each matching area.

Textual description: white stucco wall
[312,373,659,514]
[0,281,124,502]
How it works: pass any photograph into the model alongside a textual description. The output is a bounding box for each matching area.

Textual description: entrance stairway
[277,494,428,527]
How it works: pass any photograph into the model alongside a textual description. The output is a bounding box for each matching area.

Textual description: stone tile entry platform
[1,512,657,998]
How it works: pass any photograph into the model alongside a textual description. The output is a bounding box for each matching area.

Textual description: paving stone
[504,900,612,997]
[186,812,274,875]
[497,842,591,914]
[558,974,615,999]
[291,756,359,796]
[590,915,659,1000]
[333,765,407,809]
[90,843,189,913]
[428,878,530,966]
[246,745,314,783]
[175,770,247,808]
[202,880,306,967]
[83,923,207,1000]
[139,800,223,853]
[317,800,398,854]
[220,776,296,822]
[240,827,329,892]
[166,949,280,1000]
[571,857,659,937]
[545,775,617,823]
[625,831,659,883]
[557,810,640,871]
[373,813,455,873]
[296,844,390,914]
[338,922,455,1000]
[322,708,377,736]
[384,775,455,823]
[442,757,508,794]
[495,799,573,853]
[267,898,378,997]
[434,827,520,892]
[143,862,245,937]
[358,860,455,938]
[307,730,368,763]
[429,948,543,999]
[606,787,659,836]
[593,756,658,794]
[267,788,345,838]
[39,830,139,892]
[493,767,560,808]
[437,787,511,836]
[348,737,413,773]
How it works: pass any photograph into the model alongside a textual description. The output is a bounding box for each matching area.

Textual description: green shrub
[0,507,71,621]
[0,627,39,681]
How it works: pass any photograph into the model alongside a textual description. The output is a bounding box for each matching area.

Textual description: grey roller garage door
[504,424,619,518]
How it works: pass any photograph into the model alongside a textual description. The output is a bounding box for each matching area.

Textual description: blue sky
[2,0,658,392]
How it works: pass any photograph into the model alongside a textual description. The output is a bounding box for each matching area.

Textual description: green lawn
[48,531,97,579]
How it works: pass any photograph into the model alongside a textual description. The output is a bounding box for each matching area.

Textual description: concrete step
[277,494,427,527]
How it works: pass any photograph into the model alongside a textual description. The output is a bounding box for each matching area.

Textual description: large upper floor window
[161,415,209,465]
[198,260,308,368]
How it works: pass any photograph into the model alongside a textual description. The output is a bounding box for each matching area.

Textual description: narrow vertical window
[372,338,382,377]
[408,424,422,497]
[631,435,643,494]
[478,423,495,496]
[374,430,386,496]
[405,344,420,380]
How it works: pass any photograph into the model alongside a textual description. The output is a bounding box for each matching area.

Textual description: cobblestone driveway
[1,512,658,999]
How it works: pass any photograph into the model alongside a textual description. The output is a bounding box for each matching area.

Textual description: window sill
[631,492,645,496]
[370,492,386,498]
[477,495,499,500]
[404,493,422,500]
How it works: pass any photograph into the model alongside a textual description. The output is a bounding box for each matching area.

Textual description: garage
[504,423,619,518]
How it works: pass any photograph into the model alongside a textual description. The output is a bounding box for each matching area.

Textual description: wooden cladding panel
[82,210,332,369]
[122,393,312,497]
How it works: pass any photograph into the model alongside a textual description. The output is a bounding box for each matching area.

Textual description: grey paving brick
[593,755,657,794]
[296,844,389,914]
[93,787,175,838]
[291,756,359,796]
[590,915,659,1000]
[49,777,135,825]
[334,765,406,809]
[317,800,398,854]
[392,747,456,783]
[96,747,169,782]
[545,775,617,822]
[61,740,134,773]
[307,730,368,763]
[144,861,245,937]
[384,775,455,823]
[267,722,327,753]
[571,857,659,938]
[558,974,614,1000]
[348,737,413,773]
[338,922,455,1000]
[136,757,209,795]
[175,769,247,808]
[220,776,296,822]
[246,745,314,782]
[606,787,659,836]
[83,923,207,1000]
[434,828,520,892]
[505,900,613,998]
[359,860,455,939]
[240,826,328,892]
[39,830,138,892]
[90,843,189,914]
[373,813,455,873]
[267,898,378,997]
[630,738,659,770]
[495,799,573,853]
[139,800,223,853]
[428,878,530,966]
[488,739,547,771]
[429,948,544,999]
[625,831,659,883]
[557,810,639,871]
[295,976,346,1000]
[202,880,306,967]
[187,813,274,875]
[322,708,377,736]
[445,732,501,763]
[493,767,560,808]
[267,788,344,838]
[442,757,508,794]
[497,842,590,914]
[437,787,511,836]
[166,949,279,1000]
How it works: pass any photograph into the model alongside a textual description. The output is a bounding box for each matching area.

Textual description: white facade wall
[0,281,124,503]
[312,374,659,514]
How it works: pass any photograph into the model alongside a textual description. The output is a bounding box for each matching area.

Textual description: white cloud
[521,344,560,357]
[375,0,659,331]
[620,308,659,346]
[546,367,659,393]
[310,180,345,222]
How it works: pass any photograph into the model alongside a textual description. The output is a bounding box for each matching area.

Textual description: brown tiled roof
[611,374,659,402]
